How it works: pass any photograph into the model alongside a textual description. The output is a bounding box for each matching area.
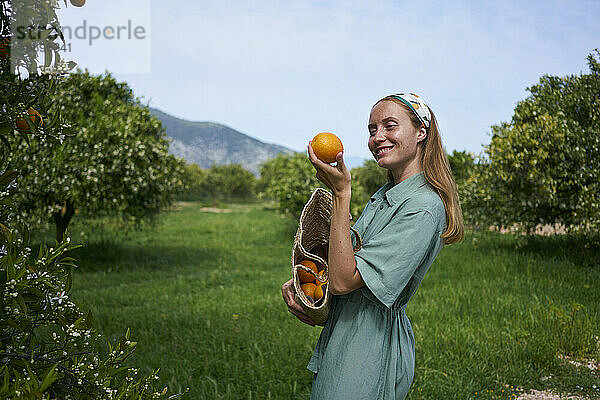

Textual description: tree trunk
[54,199,75,243]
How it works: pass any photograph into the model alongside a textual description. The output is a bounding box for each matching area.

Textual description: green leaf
[3,319,25,330]
[29,59,38,76]
[40,364,59,392]
[27,286,45,298]
[7,260,15,280]
[0,134,10,152]
[73,315,85,330]
[0,365,10,391]
[0,170,18,187]
[23,224,29,247]
[16,294,28,316]
[54,24,66,44]
[38,242,45,259]
[64,271,72,293]
[42,280,57,290]
[57,314,67,330]
[18,130,31,146]
[85,309,93,328]
[0,122,12,135]
[44,43,52,68]
[0,223,11,241]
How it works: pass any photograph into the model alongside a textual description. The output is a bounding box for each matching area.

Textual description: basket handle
[350,226,362,252]
[295,225,362,257]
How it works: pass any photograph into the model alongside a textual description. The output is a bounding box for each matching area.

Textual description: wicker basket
[291,188,362,326]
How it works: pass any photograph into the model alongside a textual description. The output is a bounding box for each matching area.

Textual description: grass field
[30,201,600,399]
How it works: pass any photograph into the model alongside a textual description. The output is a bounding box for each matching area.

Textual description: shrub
[179,163,256,202]
[463,50,600,234]
[1,1,187,397]
[6,70,187,242]
[349,159,387,220]
[258,152,325,219]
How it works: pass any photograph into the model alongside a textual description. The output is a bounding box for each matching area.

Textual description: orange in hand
[298,260,318,283]
[311,132,343,163]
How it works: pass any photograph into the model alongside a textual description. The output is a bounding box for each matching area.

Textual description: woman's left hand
[308,141,351,197]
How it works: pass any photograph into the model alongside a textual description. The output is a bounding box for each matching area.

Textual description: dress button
[379,205,384,210]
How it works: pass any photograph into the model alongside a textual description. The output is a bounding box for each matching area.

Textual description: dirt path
[198,207,233,213]
[516,389,582,399]
[515,355,598,399]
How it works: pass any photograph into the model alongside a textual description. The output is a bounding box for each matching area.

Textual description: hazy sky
[56,0,600,161]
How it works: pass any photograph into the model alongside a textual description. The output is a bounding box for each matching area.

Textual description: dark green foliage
[463,50,600,234]
[349,159,387,219]
[257,154,390,222]
[1,1,186,397]
[6,70,188,241]
[257,152,325,219]
[179,163,257,202]
[447,150,476,184]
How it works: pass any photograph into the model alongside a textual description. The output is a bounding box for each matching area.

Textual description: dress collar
[370,171,428,206]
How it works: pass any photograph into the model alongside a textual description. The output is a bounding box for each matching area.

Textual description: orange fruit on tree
[298,260,318,283]
[16,108,43,133]
[311,132,343,163]
[0,37,10,60]
[301,282,317,299]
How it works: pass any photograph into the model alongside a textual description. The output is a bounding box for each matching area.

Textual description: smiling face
[368,99,427,183]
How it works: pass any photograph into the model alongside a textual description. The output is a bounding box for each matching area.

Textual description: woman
[281,92,464,399]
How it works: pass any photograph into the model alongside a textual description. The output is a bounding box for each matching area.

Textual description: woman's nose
[372,127,386,142]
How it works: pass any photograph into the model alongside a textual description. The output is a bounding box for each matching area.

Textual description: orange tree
[462,50,600,234]
[258,152,325,219]
[258,153,385,222]
[349,159,387,219]
[447,150,476,185]
[1,1,186,398]
[350,154,473,221]
[179,163,256,202]
[259,152,473,224]
[6,70,187,242]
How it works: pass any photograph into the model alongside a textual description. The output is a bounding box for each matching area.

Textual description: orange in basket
[298,260,318,283]
[301,282,317,299]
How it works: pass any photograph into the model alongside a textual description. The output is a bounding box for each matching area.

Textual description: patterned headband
[386,92,431,129]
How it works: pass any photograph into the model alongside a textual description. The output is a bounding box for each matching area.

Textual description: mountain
[150,108,295,175]
[150,108,368,175]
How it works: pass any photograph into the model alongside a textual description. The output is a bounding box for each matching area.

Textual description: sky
[55,0,600,161]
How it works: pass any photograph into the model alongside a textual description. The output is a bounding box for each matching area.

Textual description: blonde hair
[378,96,464,244]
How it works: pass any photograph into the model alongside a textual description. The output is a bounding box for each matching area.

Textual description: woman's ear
[417,126,427,143]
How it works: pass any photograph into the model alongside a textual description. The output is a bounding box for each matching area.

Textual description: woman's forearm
[328,191,359,294]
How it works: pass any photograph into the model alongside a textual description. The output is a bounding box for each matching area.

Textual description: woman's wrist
[333,188,351,201]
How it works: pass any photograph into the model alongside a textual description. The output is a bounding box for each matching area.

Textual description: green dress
[307,172,447,400]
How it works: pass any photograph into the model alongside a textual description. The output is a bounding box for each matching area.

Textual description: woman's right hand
[281,279,316,327]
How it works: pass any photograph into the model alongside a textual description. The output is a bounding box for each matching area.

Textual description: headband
[386,92,431,129]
